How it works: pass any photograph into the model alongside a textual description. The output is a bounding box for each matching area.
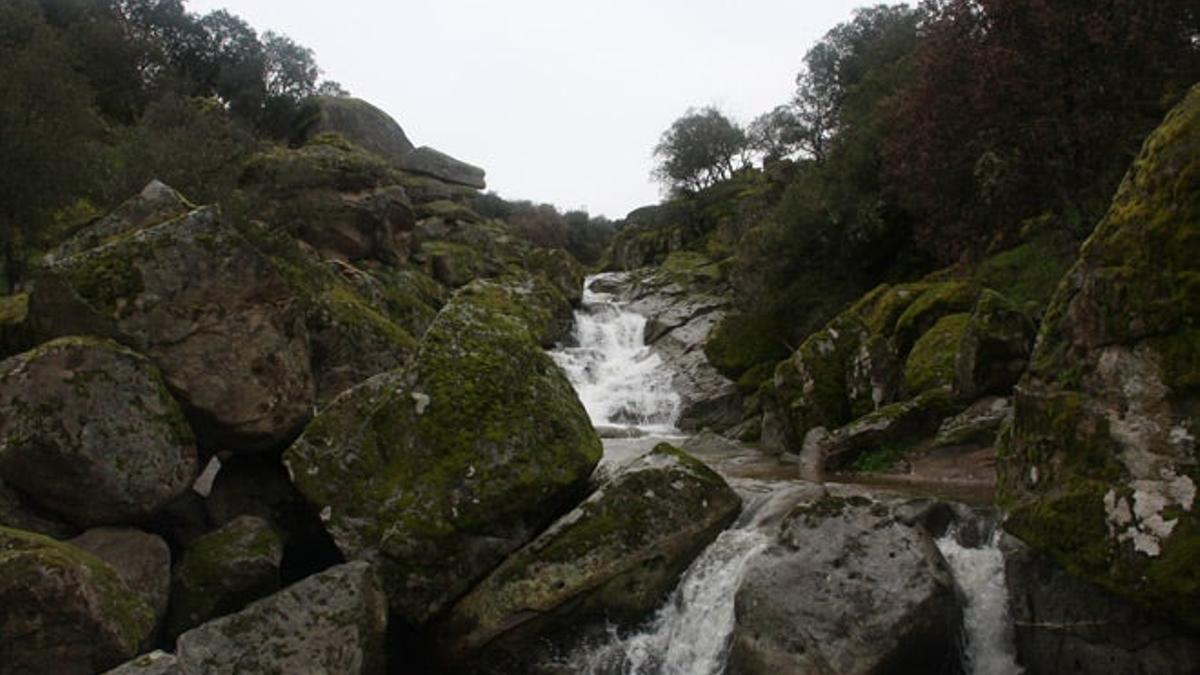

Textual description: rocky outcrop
[50,180,191,261]
[819,387,963,471]
[436,443,741,670]
[0,337,196,526]
[998,83,1200,631]
[295,96,415,163]
[402,146,487,190]
[0,527,156,674]
[953,290,1036,400]
[1001,534,1200,674]
[729,489,961,675]
[164,515,283,640]
[30,205,315,452]
[70,528,171,628]
[240,138,416,265]
[172,561,387,674]
[285,285,601,625]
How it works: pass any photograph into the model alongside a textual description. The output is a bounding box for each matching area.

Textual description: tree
[0,0,102,291]
[747,105,803,162]
[885,0,1200,262]
[652,107,748,193]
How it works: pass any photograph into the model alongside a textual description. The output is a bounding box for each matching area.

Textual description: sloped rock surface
[296,96,415,163]
[402,145,487,189]
[70,527,171,627]
[436,443,741,669]
[0,337,196,526]
[51,180,191,261]
[174,561,387,674]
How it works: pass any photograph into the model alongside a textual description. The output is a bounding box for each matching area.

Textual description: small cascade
[936,528,1023,675]
[550,273,681,434]
[562,484,786,675]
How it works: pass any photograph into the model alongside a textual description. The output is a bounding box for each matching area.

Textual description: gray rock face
[30,206,316,452]
[103,651,179,675]
[70,527,171,627]
[614,272,742,433]
[0,337,197,526]
[933,396,1011,448]
[298,96,415,162]
[1001,534,1200,674]
[174,561,388,674]
[436,443,741,669]
[165,515,283,641]
[729,489,961,675]
[401,145,487,189]
[0,526,156,675]
[51,180,191,261]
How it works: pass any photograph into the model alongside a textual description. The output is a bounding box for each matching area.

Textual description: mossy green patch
[0,294,28,325]
[704,311,791,380]
[904,313,970,394]
[976,234,1075,313]
[893,281,976,353]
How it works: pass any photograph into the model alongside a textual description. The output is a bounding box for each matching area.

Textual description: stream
[548,273,1022,675]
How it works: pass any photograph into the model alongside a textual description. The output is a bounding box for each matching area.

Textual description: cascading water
[562,484,784,675]
[548,274,1023,675]
[550,273,681,434]
[936,529,1024,675]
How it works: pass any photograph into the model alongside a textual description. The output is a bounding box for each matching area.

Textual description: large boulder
[30,205,316,452]
[953,289,1036,399]
[240,139,416,265]
[436,443,741,670]
[0,337,196,526]
[295,96,415,163]
[729,489,961,675]
[904,312,970,395]
[0,527,156,674]
[164,515,283,641]
[1001,534,1200,674]
[50,180,191,261]
[70,527,172,628]
[173,561,387,674]
[401,146,487,190]
[997,84,1200,630]
[285,287,602,625]
[819,387,963,471]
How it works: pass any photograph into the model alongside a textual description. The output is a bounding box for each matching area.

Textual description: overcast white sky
[188,0,894,219]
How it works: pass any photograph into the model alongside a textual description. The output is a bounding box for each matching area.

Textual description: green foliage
[652,107,748,193]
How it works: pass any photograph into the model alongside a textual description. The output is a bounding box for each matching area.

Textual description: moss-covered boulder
[892,281,976,354]
[30,205,315,452]
[704,311,791,383]
[998,84,1200,631]
[0,337,197,526]
[164,515,283,641]
[762,314,871,453]
[526,247,586,307]
[50,180,192,261]
[70,527,171,629]
[294,96,415,163]
[173,561,387,674]
[953,289,1037,400]
[435,443,741,670]
[729,490,960,675]
[285,288,602,625]
[0,526,156,674]
[821,387,963,472]
[904,313,971,394]
[240,141,415,265]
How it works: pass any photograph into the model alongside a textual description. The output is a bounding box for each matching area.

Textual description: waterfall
[936,530,1023,675]
[550,273,681,434]
[559,484,788,675]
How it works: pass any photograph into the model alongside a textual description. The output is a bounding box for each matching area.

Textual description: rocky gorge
[0,79,1197,675]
